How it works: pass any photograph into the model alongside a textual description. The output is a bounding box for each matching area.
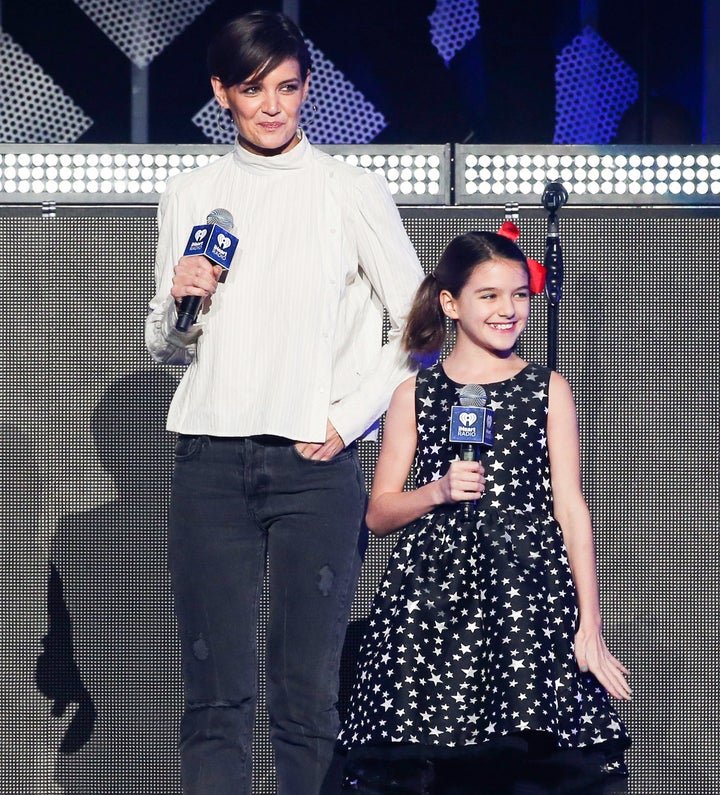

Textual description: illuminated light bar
[321,146,450,205]
[0,146,227,204]
[3,144,720,206]
[456,145,720,205]
[0,144,451,206]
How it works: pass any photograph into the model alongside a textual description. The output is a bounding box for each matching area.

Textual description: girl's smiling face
[441,258,530,356]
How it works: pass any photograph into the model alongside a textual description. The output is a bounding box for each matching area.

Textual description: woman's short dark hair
[208,10,311,87]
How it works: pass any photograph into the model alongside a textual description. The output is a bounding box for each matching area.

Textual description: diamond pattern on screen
[0,32,92,143]
[192,39,386,145]
[554,26,638,144]
[428,0,480,66]
[72,0,215,68]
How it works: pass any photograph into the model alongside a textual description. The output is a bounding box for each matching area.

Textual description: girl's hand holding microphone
[436,459,485,504]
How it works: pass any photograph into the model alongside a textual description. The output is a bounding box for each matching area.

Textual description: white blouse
[145,134,424,445]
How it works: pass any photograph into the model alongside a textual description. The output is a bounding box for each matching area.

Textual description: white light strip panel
[0,145,450,206]
[0,149,225,202]
[456,146,720,205]
[323,146,449,203]
[4,145,720,206]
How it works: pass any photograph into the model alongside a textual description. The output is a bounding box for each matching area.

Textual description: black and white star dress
[340,362,629,779]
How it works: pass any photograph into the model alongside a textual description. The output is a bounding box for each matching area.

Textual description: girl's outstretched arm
[366,376,484,536]
[547,371,632,701]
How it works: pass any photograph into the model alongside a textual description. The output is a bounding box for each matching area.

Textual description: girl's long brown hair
[402,230,528,354]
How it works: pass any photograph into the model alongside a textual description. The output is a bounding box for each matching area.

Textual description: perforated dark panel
[0,205,717,794]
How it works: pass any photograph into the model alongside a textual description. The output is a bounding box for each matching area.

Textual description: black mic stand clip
[540,182,568,371]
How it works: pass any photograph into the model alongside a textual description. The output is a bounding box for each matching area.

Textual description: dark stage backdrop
[0,202,718,794]
[0,0,707,146]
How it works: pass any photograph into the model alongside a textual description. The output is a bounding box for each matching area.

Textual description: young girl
[340,230,631,794]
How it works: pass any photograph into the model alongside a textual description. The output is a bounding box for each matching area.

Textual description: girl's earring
[216,104,235,133]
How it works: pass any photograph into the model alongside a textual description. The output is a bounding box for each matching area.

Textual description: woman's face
[212,57,310,156]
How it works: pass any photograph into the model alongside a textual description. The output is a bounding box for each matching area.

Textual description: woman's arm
[327,171,424,444]
[145,188,201,365]
[547,371,631,700]
[366,376,484,536]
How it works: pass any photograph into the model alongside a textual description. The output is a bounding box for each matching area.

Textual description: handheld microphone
[175,208,239,332]
[448,384,494,517]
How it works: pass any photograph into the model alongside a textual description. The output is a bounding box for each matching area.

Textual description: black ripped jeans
[168,434,366,795]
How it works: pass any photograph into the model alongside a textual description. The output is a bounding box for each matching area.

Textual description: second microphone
[448,383,494,516]
[175,208,239,332]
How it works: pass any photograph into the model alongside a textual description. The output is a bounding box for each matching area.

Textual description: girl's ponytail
[402,273,446,355]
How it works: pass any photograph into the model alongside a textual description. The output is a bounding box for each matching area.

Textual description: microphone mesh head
[459,383,486,407]
[207,208,235,230]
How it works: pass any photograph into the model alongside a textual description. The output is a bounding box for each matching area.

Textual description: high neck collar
[232,131,310,174]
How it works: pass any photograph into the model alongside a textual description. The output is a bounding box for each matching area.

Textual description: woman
[145,10,423,795]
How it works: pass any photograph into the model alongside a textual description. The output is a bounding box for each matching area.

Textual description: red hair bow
[497,221,546,295]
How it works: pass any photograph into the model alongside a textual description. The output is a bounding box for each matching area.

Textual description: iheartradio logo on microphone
[183,223,239,269]
[449,405,494,445]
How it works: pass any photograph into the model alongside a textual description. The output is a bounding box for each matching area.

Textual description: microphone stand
[541,182,568,371]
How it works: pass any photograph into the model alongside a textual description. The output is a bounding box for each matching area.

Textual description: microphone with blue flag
[175,208,239,332]
[448,384,494,516]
